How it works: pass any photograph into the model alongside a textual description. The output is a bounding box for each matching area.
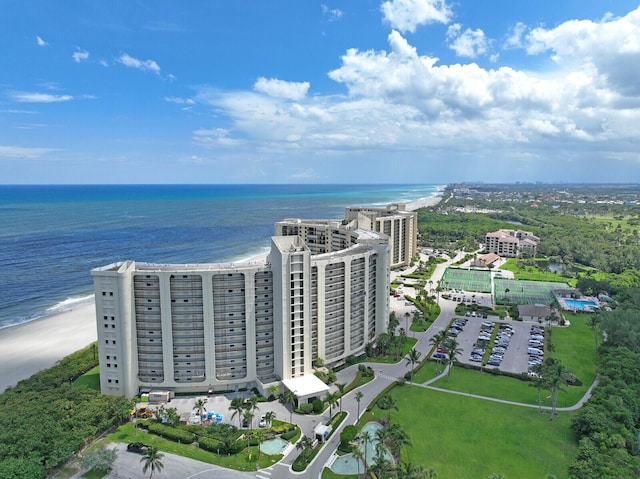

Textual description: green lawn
[73,366,101,390]
[500,259,577,285]
[385,385,577,479]
[104,422,282,471]
[552,312,598,402]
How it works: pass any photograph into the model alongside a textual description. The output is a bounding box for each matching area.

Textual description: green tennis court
[495,278,569,305]
[440,268,492,293]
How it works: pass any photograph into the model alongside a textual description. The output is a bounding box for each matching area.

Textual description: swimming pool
[329,422,394,475]
[259,437,289,455]
[563,299,598,310]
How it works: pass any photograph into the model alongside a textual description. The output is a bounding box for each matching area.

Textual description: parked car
[127,442,151,454]
[259,416,267,428]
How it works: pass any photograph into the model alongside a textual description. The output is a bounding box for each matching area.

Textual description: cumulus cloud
[381,0,452,33]
[321,4,343,21]
[8,91,74,103]
[446,24,490,58]
[117,53,161,74]
[0,145,56,158]
[254,78,310,100]
[504,22,527,49]
[72,48,89,63]
[524,6,640,96]
[36,35,48,47]
[191,8,640,182]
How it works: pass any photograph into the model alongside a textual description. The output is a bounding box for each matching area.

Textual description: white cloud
[0,145,56,158]
[254,78,310,100]
[117,53,161,74]
[72,48,89,63]
[524,6,640,96]
[165,96,195,105]
[504,22,527,49]
[9,91,74,103]
[381,0,452,33]
[99,59,109,67]
[36,35,48,47]
[321,5,343,21]
[446,24,490,58]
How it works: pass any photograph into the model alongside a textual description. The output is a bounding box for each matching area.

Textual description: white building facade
[92,219,392,398]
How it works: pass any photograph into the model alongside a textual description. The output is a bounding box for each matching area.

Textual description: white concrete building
[92,216,393,399]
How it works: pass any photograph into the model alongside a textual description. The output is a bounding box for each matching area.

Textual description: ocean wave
[46,294,95,313]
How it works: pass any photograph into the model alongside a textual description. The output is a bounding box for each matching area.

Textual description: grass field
[382,385,577,479]
[73,366,101,390]
[500,258,576,284]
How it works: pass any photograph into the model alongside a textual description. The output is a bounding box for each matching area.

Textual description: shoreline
[0,303,97,392]
[0,185,444,393]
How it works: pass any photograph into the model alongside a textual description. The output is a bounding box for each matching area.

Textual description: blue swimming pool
[564,299,598,310]
[329,422,394,475]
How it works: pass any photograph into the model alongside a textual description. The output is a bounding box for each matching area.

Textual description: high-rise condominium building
[91,205,415,400]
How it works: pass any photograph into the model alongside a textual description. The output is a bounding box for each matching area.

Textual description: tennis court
[495,278,568,305]
[440,268,492,293]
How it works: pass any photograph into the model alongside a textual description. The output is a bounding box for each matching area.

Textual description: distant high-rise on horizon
[91,204,417,400]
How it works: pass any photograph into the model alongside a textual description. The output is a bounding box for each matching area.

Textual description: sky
[1,0,640,184]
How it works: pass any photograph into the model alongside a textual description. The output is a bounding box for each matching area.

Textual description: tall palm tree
[228,397,245,428]
[361,430,372,472]
[371,443,391,479]
[528,363,546,414]
[444,336,463,381]
[140,447,164,479]
[255,429,266,460]
[324,391,339,420]
[387,423,411,464]
[246,395,260,421]
[586,314,602,349]
[335,382,346,413]
[544,358,571,418]
[405,347,422,385]
[283,389,296,424]
[243,410,254,429]
[399,461,436,479]
[264,410,276,427]
[429,329,449,372]
[355,391,364,420]
[351,445,366,478]
[295,435,314,462]
[193,398,207,417]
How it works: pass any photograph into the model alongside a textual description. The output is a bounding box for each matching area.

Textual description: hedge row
[147,423,195,444]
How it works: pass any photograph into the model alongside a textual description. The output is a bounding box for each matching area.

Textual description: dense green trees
[568,288,640,478]
[0,344,131,479]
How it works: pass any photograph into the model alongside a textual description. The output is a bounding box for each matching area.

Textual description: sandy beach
[0,303,97,392]
[405,190,444,211]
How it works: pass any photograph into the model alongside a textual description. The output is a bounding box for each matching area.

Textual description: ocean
[0,184,441,329]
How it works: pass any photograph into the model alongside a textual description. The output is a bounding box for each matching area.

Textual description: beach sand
[405,191,444,211]
[0,303,97,392]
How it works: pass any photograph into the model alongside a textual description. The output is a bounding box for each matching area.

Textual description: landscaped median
[292,411,347,472]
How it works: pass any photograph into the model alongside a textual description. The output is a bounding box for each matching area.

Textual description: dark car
[127,442,151,454]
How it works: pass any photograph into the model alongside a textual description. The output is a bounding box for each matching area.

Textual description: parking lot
[445,316,543,374]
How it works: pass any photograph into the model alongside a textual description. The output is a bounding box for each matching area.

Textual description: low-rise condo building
[485,229,539,258]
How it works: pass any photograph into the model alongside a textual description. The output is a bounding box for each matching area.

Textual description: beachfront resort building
[485,229,539,258]
[92,205,417,399]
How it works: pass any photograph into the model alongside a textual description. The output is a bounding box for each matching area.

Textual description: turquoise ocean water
[0,184,441,329]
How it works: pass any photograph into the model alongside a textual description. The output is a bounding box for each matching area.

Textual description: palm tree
[335,382,346,413]
[444,337,463,381]
[429,329,449,372]
[587,314,602,349]
[377,394,397,425]
[245,395,260,421]
[387,423,411,464]
[351,445,366,478]
[140,447,164,479]
[529,363,546,414]
[355,391,364,420]
[264,410,276,427]
[405,347,422,385]
[361,430,372,472]
[255,429,266,460]
[371,443,391,479]
[398,462,437,479]
[296,435,314,462]
[283,389,296,423]
[228,397,245,428]
[193,398,207,417]
[267,384,279,399]
[544,358,571,418]
[324,391,339,420]
[243,410,254,429]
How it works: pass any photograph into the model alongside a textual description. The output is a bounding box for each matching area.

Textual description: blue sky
[2,0,640,184]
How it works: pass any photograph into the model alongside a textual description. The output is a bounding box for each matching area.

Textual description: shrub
[339,425,357,452]
[298,403,314,414]
[312,399,324,413]
[147,423,195,444]
[197,436,224,453]
[281,428,298,441]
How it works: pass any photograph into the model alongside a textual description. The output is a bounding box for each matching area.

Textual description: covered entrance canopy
[281,375,330,404]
